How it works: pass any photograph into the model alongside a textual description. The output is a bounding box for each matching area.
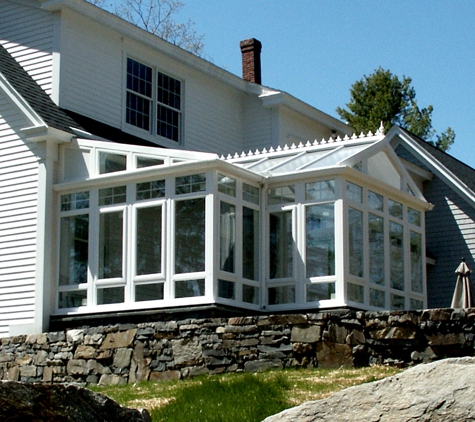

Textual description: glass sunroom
[54,132,430,318]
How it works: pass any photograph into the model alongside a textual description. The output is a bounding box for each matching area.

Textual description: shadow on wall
[425,183,475,308]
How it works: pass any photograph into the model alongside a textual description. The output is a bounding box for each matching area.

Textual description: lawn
[90,366,401,422]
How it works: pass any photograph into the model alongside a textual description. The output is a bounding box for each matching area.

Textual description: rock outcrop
[0,381,151,422]
[263,357,475,422]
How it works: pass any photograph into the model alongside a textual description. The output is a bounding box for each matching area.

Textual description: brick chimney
[240,38,262,84]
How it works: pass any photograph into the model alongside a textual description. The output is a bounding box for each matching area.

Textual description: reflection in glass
[99,211,123,279]
[369,214,384,285]
[370,288,385,308]
[349,207,363,277]
[306,283,335,302]
[220,202,235,273]
[390,294,405,310]
[348,283,364,303]
[218,174,236,197]
[218,279,235,300]
[408,208,421,226]
[97,287,124,304]
[58,290,87,309]
[306,180,335,201]
[243,285,259,304]
[243,207,259,280]
[368,191,383,211]
[136,180,165,200]
[306,204,335,278]
[175,279,205,298]
[390,222,404,291]
[59,214,89,285]
[269,211,293,279]
[243,183,259,204]
[388,199,403,219]
[410,231,423,293]
[136,206,162,275]
[268,186,295,205]
[175,173,206,194]
[346,182,362,203]
[268,285,295,305]
[135,283,164,301]
[175,198,205,274]
[99,152,127,174]
[410,298,423,310]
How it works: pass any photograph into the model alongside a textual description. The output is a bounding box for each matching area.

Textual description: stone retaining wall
[1,308,474,385]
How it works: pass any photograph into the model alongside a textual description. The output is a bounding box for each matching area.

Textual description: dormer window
[126,58,182,143]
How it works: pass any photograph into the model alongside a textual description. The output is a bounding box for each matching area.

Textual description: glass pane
[408,208,421,226]
[59,215,89,286]
[306,283,335,302]
[390,222,404,291]
[410,298,424,310]
[126,92,150,130]
[243,183,259,205]
[269,211,293,279]
[175,279,205,298]
[218,174,236,197]
[410,231,423,293]
[388,199,403,219]
[99,211,123,279]
[243,207,259,281]
[370,288,385,308]
[220,202,236,273]
[99,152,127,174]
[58,290,87,309]
[346,182,362,203]
[157,104,180,142]
[305,180,335,201]
[175,198,205,274]
[390,294,405,310]
[268,186,295,205]
[127,58,152,97]
[137,156,164,168]
[97,287,124,305]
[175,174,206,194]
[136,180,165,201]
[61,192,89,211]
[369,214,384,285]
[243,285,259,304]
[218,279,235,300]
[348,283,364,303]
[99,186,126,206]
[349,207,364,277]
[368,191,383,211]
[136,206,162,275]
[136,283,164,301]
[306,204,335,277]
[157,71,181,110]
[268,285,295,305]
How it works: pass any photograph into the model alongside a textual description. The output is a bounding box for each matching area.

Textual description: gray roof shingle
[0,44,83,134]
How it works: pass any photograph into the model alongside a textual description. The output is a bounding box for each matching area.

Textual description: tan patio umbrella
[451,258,474,308]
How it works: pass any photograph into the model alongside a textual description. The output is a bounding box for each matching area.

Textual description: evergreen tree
[337,68,455,151]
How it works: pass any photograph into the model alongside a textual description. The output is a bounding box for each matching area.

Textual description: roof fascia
[41,0,250,92]
[388,127,475,207]
[259,91,353,135]
[0,71,45,128]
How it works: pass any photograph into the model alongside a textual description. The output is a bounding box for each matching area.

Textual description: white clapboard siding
[0,95,39,337]
[0,0,54,95]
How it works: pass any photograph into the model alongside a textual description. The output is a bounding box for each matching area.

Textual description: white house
[0,0,473,337]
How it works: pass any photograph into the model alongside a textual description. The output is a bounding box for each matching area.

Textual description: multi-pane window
[306,204,335,278]
[126,58,182,143]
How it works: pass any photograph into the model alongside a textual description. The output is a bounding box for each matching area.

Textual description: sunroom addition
[55,131,430,317]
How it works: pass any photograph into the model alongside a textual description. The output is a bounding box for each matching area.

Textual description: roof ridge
[222,127,385,161]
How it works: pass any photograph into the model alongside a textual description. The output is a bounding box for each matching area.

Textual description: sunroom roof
[223,130,386,177]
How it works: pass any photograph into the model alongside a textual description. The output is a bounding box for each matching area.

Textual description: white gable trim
[0,72,45,128]
[388,126,475,208]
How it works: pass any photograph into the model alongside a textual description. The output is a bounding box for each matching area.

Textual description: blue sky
[173,1,475,166]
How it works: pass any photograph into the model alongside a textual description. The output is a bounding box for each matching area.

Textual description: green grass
[90,366,401,422]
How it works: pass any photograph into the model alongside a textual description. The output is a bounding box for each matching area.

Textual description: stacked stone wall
[1,308,474,385]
